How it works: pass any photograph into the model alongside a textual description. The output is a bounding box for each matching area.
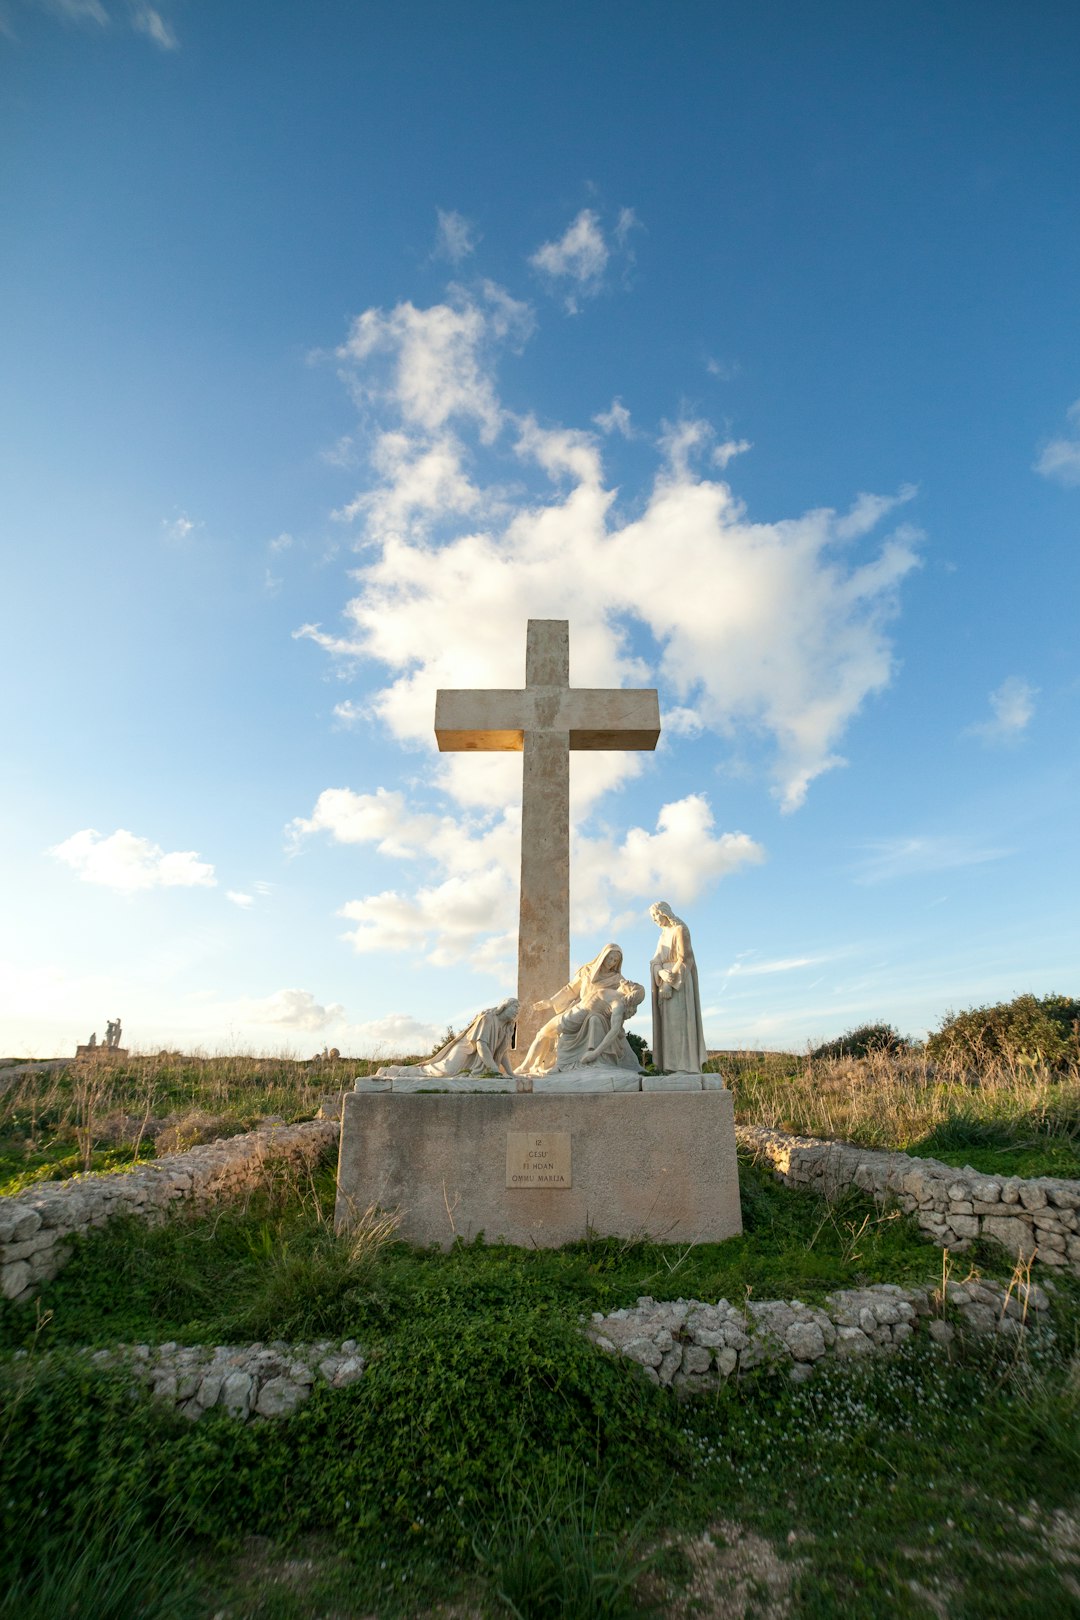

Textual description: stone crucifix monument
[434,619,660,1053]
[336,618,741,1249]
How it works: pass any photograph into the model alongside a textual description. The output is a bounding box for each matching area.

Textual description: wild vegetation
[2,999,1079,1616]
[2,1154,1079,1618]
[711,992,1080,1181]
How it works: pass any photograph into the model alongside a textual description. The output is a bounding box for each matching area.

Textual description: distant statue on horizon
[87,1032,97,1049]
[649,901,707,1073]
[105,1018,122,1050]
[375,999,520,1080]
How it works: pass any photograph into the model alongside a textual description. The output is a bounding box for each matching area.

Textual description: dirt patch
[644,1518,800,1618]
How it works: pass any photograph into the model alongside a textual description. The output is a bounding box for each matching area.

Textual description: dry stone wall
[589,1276,1050,1391]
[5,1276,1048,1423]
[737,1125,1080,1276]
[0,1119,338,1304]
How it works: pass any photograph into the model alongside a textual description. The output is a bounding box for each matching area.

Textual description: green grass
[0,1155,961,1355]
[3,1054,1080,1615]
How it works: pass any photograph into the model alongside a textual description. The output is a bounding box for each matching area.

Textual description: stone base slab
[334,1089,741,1249]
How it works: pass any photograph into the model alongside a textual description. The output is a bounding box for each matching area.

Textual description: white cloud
[253,989,345,1032]
[334,282,532,443]
[853,834,1010,885]
[723,954,831,977]
[268,532,293,553]
[594,795,764,907]
[50,828,217,892]
[593,399,634,437]
[130,2,176,48]
[530,208,608,284]
[712,438,752,469]
[333,431,484,535]
[304,283,921,816]
[529,208,635,313]
[294,281,923,963]
[433,208,477,264]
[293,786,759,968]
[339,1011,445,1056]
[29,2,178,46]
[321,434,358,468]
[226,890,254,908]
[332,699,366,726]
[614,206,640,250]
[162,511,199,542]
[1034,399,1080,486]
[966,676,1038,744]
[40,0,107,23]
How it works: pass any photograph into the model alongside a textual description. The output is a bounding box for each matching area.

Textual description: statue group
[84,1018,123,1053]
[380,902,706,1082]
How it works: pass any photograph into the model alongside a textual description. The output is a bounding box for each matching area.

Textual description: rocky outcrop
[737,1125,1080,1276]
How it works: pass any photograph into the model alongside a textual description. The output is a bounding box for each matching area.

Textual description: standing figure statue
[104,1018,122,1050]
[649,902,707,1072]
[87,1031,97,1049]
[375,999,519,1080]
[515,944,645,1077]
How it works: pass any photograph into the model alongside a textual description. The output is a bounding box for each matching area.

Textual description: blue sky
[2,0,1078,1058]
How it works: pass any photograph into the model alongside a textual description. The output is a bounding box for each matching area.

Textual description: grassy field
[714,1049,1080,1181]
[3,1043,1079,1196]
[2,1052,1079,1616]
[2,1148,1080,1615]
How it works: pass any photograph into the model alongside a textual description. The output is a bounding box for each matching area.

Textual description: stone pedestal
[75,1046,129,1060]
[334,1089,741,1249]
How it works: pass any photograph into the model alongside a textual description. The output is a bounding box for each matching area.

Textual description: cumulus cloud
[593,399,634,437]
[529,208,637,313]
[50,829,216,892]
[433,208,477,264]
[226,890,254,908]
[295,277,921,963]
[340,1012,445,1056]
[334,282,532,443]
[1034,399,1080,487]
[254,988,345,1032]
[966,676,1038,744]
[292,787,759,968]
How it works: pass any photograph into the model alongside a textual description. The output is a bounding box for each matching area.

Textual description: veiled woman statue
[649,901,707,1072]
[514,944,645,1077]
[376,998,519,1079]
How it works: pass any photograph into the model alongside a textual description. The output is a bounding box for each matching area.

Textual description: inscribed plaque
[505,1131,571,1189]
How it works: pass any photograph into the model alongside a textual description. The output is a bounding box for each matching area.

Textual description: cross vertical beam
[518,623,571,1050]
[434,620,660,1052]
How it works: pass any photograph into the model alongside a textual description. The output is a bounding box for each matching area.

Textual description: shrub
[811,1023,910,1061]
[626,1031,652,1067]
[928,993,1080,1072]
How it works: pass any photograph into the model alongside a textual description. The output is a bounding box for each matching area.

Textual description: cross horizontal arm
[434,687,660,753]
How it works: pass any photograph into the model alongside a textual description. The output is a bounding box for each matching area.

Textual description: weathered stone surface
[337,1090,741,1249]
[1,1260,31,1299]
[982,1216,1038,1258]
[585,1274,1044,1392]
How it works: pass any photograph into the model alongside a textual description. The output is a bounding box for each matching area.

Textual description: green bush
[811,1023,910,1061]
[928,993,1080,1071]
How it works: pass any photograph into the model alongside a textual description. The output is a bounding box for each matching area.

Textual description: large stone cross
[435,620,660,1051]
